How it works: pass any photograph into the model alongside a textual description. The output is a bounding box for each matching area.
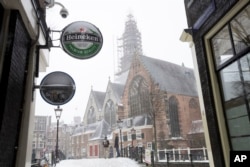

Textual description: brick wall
[0,11,30,166]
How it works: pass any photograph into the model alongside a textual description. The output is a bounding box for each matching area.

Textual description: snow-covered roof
[85,121,100,133]
[71,125,85,136]
[72,120,112,139]
[110,82,125,102]
[140,55,197,96]
[115,70,129,84]
[89,119,112,141]
[119,114,152,129]
[92,90,105,110]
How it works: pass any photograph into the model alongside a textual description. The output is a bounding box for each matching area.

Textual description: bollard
[140,147,143,163]
[151,150,154,167]
[189,154,194,167]
[166,152,169,167]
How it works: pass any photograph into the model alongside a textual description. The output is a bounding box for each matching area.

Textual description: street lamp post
[131,128,136,147]
[117,119,123,157]
[131,128,136,158]
[55,106,62,164]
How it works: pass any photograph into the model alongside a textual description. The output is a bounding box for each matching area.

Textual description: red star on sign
[80,27,84,32]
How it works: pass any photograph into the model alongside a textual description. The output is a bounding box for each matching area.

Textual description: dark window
[210,4,250,150]
[87,106,96,124]
[128,75,150,117]
[189,98,198,109]
[211,4,250,70]
[168,96,181,137]
[104,99,116,127]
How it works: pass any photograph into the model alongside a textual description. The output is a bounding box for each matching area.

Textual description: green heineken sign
[61,21,103,59]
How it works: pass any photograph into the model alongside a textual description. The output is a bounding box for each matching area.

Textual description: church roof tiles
[139,55,197,96]
[92,90,105,110]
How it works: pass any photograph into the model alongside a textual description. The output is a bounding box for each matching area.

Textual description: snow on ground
[56,157,142,167]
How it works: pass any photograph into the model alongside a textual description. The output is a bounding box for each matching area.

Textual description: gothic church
[71,14,205,159]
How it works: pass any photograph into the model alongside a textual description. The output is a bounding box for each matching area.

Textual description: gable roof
[139,55,198,96]
[110,82,125,103]
[71,125,85,136]
[89,119,111,140]
[92,90,105,111]
[72,120,112,140]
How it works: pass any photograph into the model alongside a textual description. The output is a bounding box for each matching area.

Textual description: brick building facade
[120,54,203,150]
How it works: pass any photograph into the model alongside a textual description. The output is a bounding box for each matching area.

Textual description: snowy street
[56,158,145,167]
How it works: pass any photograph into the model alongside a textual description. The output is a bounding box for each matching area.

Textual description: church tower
[115,14,143,83]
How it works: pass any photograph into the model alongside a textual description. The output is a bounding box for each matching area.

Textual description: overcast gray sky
[35,0,194,124]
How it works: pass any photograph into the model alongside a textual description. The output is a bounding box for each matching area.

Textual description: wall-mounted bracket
[35,29,63,78]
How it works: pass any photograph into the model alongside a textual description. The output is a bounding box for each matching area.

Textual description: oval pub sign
[61,21,103,59]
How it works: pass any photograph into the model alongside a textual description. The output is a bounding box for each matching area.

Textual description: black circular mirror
[40,71,76,105]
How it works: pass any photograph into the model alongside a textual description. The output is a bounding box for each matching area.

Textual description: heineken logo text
[64,33,101,43]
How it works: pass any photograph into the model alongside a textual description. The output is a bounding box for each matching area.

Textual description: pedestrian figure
[114,134,120,157]
[103,136,110,158]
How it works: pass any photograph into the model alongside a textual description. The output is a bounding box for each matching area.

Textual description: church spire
[115,14,143,83]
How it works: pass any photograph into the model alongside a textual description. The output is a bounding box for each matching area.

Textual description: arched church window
[189,98,198,109]
[129,75,150,117]
[104,99,116,127]
[87,106,96,124]
[168,96,181,137]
